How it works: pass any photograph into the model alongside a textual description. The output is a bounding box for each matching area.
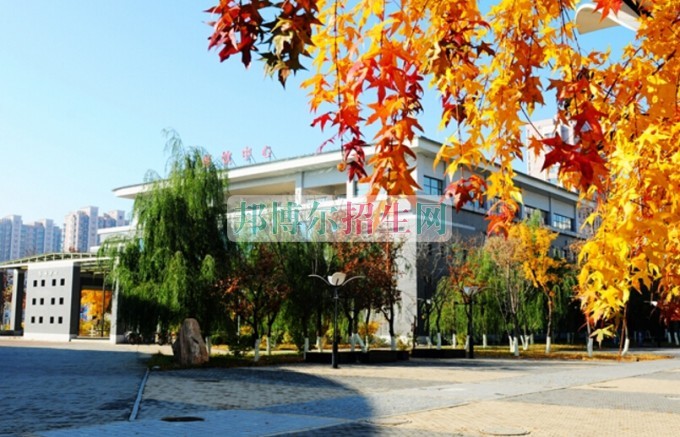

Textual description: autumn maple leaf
[592,0,624,20]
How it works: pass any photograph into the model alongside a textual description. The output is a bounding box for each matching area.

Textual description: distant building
[0,215,23,262]
[524,118,575,186]
[63,207,129,253]
[0,216,62,262]
[21,219,60,257]
[93,210,132,252]
[62,206,99,253]
[97,210,128,231]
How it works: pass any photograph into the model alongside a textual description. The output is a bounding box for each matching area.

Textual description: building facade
[113,136,587,339]
[0,216,62,262]
[62,206,99,253]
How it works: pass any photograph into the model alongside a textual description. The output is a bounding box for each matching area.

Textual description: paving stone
[4,338,680,437]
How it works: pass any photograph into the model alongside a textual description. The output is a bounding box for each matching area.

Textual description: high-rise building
[62,207,128,252]
[97,210,128,230]
[62,206,99,253]
[19,219,62,257]
[0,215,63,261]
[0,215,23,262]
[524,118,575,185]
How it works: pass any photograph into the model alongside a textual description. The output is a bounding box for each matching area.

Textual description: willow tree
[107,131,229,337]
[206,1,679,338]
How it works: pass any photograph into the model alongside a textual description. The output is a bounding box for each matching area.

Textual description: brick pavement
[2,338,678,437]
[0,339,152,436]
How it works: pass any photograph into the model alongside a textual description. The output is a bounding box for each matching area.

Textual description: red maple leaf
[592,0,624,19]
[444,176,487,212]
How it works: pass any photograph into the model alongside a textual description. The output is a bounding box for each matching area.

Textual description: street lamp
[463,286,481,359]
[309,272,364,369]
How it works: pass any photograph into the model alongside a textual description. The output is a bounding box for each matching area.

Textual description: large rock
[172,318,209,366]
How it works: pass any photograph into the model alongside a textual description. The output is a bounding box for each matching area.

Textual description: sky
[0,1,630,224]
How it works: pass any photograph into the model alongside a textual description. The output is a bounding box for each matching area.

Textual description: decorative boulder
[172,318,209,366]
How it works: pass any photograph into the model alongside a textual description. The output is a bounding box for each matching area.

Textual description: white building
[0,216,62,262]
[113,136,586,338]
[62,206,99,253]
[524,119,576,185]
[0,215,23,262]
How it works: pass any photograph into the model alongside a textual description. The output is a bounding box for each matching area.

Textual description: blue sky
[0,1,629,224]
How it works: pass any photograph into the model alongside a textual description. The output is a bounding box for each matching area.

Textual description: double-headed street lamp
[463,286,481,359]
[309,272,364,369]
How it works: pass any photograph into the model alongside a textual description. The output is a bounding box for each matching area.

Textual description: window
[423,176,443,196]
[50,317,54,324]
[31,316,35,324]
[51,298,55,305]
[32,298,36,305]
[524,205,549,225]
[52,279,56,286]
[353,181,369,197]
[58,317,63,324]
[39,317,43,324]
[552,214,573,231]
[60,278,65,286]
[41,280,45,287]
[33,280,38,287]
[59,297,64,305]
[40,298,44,305]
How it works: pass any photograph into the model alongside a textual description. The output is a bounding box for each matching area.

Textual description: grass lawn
[147,351,304,370]
[147,342,673,370]
[472,343,671,361]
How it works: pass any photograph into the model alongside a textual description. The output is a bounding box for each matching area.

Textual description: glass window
[524,205,549,225]
[423,176,443,196]
[552,214,573,231]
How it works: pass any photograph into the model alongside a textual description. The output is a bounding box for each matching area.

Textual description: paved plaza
[1,338,679,436]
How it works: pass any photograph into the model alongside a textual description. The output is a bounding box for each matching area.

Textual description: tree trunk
[511,310,521,356]
[266,324,273,356]
[315,306,323,352]
[389,305,396,351]
[621,324,630,356]
[586,319,593,358]
[364,308,371,352]
[254,338,261,362]
[546,299,553,354]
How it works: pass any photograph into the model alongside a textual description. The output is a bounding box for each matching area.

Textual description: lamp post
[309,272,364,369]
[463,286,480,359]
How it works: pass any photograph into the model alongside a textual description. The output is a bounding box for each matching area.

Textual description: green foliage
[105,130,229,335]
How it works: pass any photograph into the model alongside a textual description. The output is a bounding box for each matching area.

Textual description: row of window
[403,176,579,232]
[31,297,65,306]
[32,278,66,287]
[523,207,574,231]
[30,316,63,324]
[423,176,444,196]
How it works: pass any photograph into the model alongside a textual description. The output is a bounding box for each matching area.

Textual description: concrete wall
[23,263,80,341]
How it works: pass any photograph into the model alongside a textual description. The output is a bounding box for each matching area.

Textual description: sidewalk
[33,348,680,436]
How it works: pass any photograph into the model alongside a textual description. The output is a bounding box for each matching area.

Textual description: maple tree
[442,236,484,346]
[513,213,562,352]
[223,242,290,360]
[207,0,680,338]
